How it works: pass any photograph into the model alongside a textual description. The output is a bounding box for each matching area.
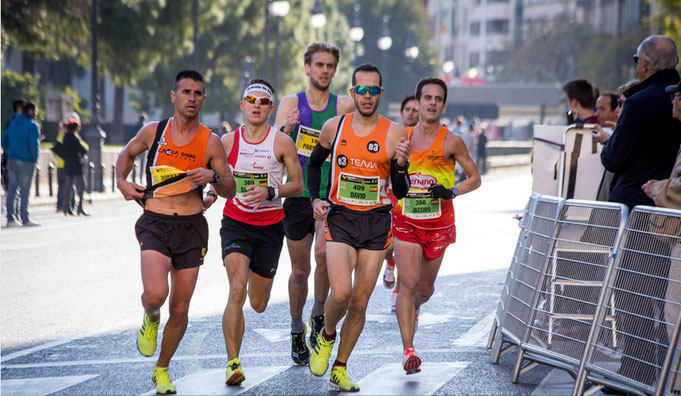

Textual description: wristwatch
[206,191,218,201]
[212,170,220,183]
[451,187,459,198]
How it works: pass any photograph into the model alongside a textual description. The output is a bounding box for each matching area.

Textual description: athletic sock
[333,359,347,369]
[322,328,336,341]
[291,316,304,333]
[386,257,395,267]
[311,299,325,317]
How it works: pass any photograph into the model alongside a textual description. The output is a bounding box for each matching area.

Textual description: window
[469,52,480,66]
[470,22,480,35]
[486,19,510,34]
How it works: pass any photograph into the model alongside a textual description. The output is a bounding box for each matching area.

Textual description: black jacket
[61,132,88,175]
[601,69,681,209]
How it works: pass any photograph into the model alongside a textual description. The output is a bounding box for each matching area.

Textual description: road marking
[1,374,98,395]
[143,366,288,395]
[452,311,496,347]
[418,312,454,327]
[355,362,470,395]
[252,328,289,343]
[1,338,79,362]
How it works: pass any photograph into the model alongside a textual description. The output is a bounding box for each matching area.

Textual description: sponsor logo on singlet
[337,154,348,168]
[349,158,377,170]
[409,172,438,189]
[157,147,197,160]
[367,141,380,153]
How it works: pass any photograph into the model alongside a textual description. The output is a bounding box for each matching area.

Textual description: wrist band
[273,187,279,199]
[207,191,218,201]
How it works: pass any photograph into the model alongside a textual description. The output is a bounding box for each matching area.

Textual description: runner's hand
[243,185,268,209]
[395,138,411,167]
[202,195,217,212]
[312,198,330,221]
[284,107,300,134]
[187,168,214,186]
[117,179,145,200]
[428,184,454,200]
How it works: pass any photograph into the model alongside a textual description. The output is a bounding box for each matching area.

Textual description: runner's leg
[323,242,357,334]
[248,269,275,313]
[140,250,172,323]
[312,221,329,307]
[394,239,423,349]
[415,255,445,309]
[287,234,313,320]
[223,252,250,360]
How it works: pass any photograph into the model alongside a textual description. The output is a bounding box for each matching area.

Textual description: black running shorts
[324,205,392,250]
[220,216,284,279]
[283,197,316,241]
[134,210,208,269]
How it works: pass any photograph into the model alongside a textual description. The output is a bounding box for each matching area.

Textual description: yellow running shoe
[225,357,245,386]
[309,330,335,376]
[137,313,159,357]
[330,366,359,392]
[152,366,176,394]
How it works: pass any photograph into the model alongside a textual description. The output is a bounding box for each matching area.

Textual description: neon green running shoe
[152,366,176,394]
[309,330,335,376]
[225,357,245,386]
[330,365,359,392]
[137,313,159,357]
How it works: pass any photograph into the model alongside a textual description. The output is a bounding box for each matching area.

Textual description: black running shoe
[291,325,310,365]
[308,314,325,350]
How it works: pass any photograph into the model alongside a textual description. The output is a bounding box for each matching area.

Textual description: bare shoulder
[221,131,236,146]
[336,95,355,114]
[388,120,407,139]
[322,115,343,130]
[278,94,299,109]
[275,131,296,148]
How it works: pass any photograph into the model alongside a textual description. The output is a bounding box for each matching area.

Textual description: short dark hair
[400,95,416,112]
[174,70,205,91]
[562,79,597,109]
[12,99,26,113]
[304,42,340,66]
[600,93,618,111]
[352,64,382,87]
[415,77,448,103]
[247,78,275,95]
[22,102,36,115]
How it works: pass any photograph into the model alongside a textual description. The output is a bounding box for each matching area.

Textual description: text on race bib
[337,173,380,206]
[233,171,269,198]
[403,190,441,219]
[150,165,186,186]
[295,126,331,162]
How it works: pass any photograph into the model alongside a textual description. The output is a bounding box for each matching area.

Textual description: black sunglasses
[632,54,640,64]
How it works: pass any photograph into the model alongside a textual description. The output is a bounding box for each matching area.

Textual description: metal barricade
[574,206,681,396]
[491,195,564,364]
[488,193,539,350]
[512,200,628,382]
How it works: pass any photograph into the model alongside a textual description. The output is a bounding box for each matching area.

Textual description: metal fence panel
[577,206,681,395]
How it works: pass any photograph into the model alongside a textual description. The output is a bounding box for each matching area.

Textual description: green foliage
[1,70,44,125]
[653,0,681,68]
[62,86,91,123]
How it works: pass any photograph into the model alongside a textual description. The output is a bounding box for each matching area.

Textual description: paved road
[2,166,576,395]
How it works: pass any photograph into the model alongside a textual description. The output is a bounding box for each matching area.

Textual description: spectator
[59,112,89,216]
[399,95,418,128]
[453,116,475,180]
[476,124,488,175]
[53,121,75,213]
[562,79,599,123]
[601,35,680,389]
[2,98,26,193]
[132,112,148,184]
[219,121,232,137]
[1,102,41,227]
[595,93,618,125]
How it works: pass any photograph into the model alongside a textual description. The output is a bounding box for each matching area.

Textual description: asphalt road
[2,166,581,395]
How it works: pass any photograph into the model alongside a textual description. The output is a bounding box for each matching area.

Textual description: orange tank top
[328,113,393,211]
[394,126,456,229]
[144,117,212,199]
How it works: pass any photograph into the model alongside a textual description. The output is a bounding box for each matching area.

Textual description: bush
[1,70,44,127]
[62,86,91,123]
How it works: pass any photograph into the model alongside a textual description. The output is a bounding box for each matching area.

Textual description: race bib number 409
[402,191,441,219]
[233,171,268,198]
[337,173,380,206]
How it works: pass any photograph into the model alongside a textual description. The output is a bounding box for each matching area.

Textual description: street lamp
[310,0,326,30]
[349,3,364,66]
[84,0,106,192]
[377,16,392,51]
[404,32,419,59]
[269,0,289,104]
[442,60,455,74]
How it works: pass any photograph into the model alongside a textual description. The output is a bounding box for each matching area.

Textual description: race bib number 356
[337,173,380,206]
[233,171,268,198]
[403,191,441,219]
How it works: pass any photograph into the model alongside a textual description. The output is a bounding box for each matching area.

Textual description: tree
[655,0,681,59]
[1,70,44,125]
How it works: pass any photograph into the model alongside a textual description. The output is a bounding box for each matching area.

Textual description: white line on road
[452,312,496,347]
[355,362,470,395]
[1,337,79,362]
[252,328,290,343]
[1,374,99,396]
[143,367,288,395]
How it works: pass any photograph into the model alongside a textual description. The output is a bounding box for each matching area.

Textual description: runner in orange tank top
[394,78,481,375]
[115,70,236,394]
[306,64,412,391]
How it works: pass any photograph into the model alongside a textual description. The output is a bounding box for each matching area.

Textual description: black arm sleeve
[390,158,411,200]
[307,143,332,200]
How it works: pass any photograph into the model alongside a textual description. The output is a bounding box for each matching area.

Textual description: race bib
[233,170,269,199]
[337,173,380,206]
[150,165,187,187]
[295,126,330,162]
[402,191,441,219]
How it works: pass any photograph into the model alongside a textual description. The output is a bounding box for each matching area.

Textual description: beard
[354,97,380,117]
[310,76,330,92]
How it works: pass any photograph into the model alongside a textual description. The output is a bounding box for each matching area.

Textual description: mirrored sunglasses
[353,85,382,96]
[243,95,272,105]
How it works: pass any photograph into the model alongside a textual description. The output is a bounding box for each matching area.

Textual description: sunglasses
[632,54,640,64]
[243,95,272,105]
[353,85,382,96]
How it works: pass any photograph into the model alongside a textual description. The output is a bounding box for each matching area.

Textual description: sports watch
[451,187,459,198]
[212,170,220,183]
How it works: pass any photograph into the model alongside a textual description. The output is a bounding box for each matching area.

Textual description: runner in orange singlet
[394,78,480,375]
[306,64,412,391]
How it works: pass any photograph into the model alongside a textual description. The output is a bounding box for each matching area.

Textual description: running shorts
[324,205,392,250]
[220,215,284,279]
[135,210,208,269]
[392,215,456,260]
[283,197,315,241]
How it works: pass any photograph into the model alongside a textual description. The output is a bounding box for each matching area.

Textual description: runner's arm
[448,133,481,196]
[205,134,236,199]
[115,123,156,200]
[308,117,338,200]
[388,122,411,199]
[336,95,356,115]
[277,132,304,197]
[274,95,299,135]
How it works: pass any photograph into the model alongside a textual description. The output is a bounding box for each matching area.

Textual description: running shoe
[330,365,359,392]
[391,289,398,312]
[152,366,176,394]
[403,347,422,375]
[291,324,310,365]
[309,330,335,376]
[225,357,245,386]
[308,314,324,350]
[383,261,395,289]
[137,313,159,357]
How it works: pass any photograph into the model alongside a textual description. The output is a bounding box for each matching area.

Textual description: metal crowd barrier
[491,195,564,364]
[512,200,628,382]
[574,206,681,396]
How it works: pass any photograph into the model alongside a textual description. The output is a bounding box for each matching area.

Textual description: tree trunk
[112,85,125,144]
